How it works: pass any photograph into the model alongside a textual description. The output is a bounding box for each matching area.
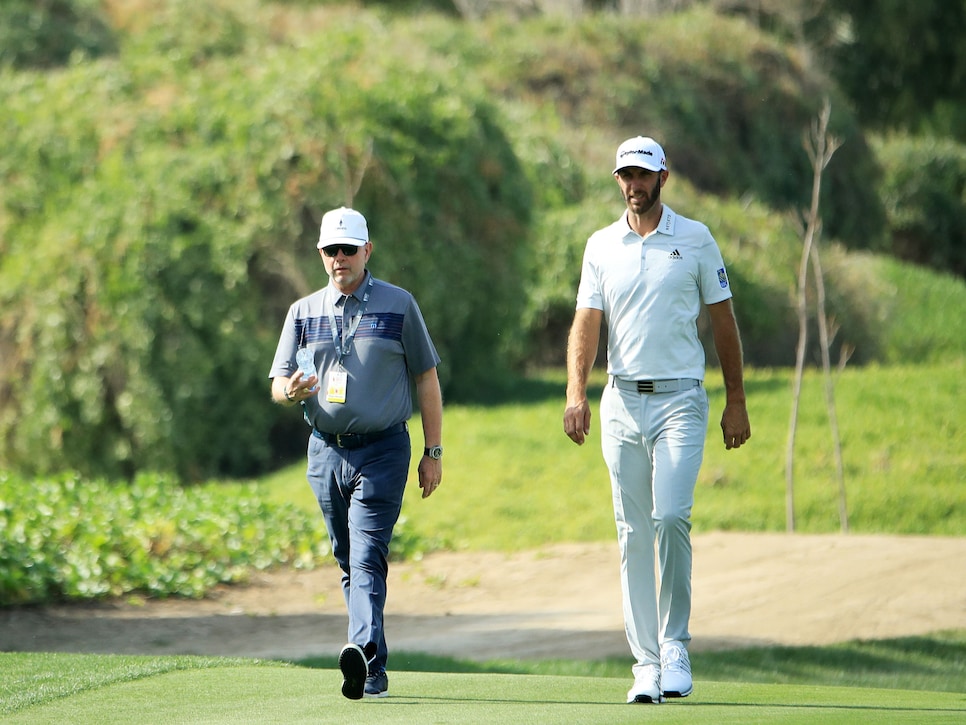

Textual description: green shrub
[874,134,966,277]
[0,471,329,605]
[0,0,117,69]
[464,7,886,251]
[0,2,962,484]
[0,13,540,479]
[117,0,259,69]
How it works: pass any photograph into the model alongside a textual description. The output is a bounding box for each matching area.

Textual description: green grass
[6,363,964,720]
[265,362,966,553]
[4,642,965,724]
[355,630,966,694]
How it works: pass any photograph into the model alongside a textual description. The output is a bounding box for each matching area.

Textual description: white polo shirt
[575,205,732,381]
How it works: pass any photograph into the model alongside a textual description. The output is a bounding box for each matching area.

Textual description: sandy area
[2,533,964,662]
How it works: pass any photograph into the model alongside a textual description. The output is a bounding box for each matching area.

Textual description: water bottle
[295,347,319,392]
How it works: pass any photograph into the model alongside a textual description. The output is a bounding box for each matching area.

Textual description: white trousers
[600,379,708,673]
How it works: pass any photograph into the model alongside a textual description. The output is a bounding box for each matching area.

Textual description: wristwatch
[424,446,443,460]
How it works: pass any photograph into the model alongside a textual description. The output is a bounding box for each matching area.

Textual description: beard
[626,174,662,214]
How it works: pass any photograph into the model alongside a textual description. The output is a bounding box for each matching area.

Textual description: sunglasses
[321,244,361,258]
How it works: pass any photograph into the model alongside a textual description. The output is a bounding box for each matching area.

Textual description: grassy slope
[263,362,965,553]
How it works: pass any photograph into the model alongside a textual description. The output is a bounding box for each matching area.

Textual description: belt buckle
[637,380,655,394]
[335,433,348,448]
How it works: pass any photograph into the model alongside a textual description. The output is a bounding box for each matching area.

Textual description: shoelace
[662,646,691,674]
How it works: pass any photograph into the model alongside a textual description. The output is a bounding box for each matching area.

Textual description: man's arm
[707,299,751,449]
[414,366,443,498]
[564,307,603,446]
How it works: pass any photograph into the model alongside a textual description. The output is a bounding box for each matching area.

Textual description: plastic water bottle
[295,347,319,392]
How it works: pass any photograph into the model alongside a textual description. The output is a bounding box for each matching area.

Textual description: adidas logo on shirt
[669,249,683,260]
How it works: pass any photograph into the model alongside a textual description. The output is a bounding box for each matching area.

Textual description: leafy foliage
[117,0,255,68]
[460,8,886,250]
[0,0,117,69]
[0,12,536,479]
[822,0,966,141]
[0,2,963,483]
[0,471,330,605]
[874,134,966,277]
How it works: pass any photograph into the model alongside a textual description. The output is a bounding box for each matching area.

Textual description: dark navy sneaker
[339,644,368,700]
[364,669,389,698]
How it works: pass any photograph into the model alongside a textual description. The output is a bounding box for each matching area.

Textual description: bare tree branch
[785,97,847,532]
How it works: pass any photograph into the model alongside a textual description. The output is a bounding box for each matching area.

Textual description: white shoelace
[662,645,691,674]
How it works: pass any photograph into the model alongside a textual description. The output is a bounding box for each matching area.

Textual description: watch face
[426,446,443,460]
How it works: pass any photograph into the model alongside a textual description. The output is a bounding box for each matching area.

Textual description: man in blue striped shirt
[269,206,443,701]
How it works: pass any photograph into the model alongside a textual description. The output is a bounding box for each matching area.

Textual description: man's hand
[720,401,751,450]
[564,308,601,447]
[273,371,318,405]
[563,399,593,445]
[418,457,442,499]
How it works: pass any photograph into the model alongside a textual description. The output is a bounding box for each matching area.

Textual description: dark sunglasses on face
[321,244,361,258]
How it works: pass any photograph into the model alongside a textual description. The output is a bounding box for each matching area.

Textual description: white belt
[611,377,702,394]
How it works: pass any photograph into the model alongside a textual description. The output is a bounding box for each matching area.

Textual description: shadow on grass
[694,634,966,693]
[295,632,966,694]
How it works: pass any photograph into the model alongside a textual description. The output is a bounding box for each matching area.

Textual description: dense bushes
[0,469,440,606]
[0,15,540,479]
[0,0,116,69]
[874,135,966,278]
[465,8,886,251]
[0,471,329,605]
[1,2,963,483]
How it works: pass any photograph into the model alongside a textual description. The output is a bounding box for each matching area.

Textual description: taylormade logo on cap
[613,136,667,174]
[317,207,369,248]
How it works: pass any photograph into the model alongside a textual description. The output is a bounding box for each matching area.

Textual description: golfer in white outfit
[564,136,751,704]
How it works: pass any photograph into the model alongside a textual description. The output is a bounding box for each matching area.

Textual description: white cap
[317,207,369,248]
[612,136,667,174]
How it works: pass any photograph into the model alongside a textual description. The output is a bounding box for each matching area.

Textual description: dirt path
[2,533,964,662]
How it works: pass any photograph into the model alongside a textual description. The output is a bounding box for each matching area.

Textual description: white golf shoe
[626,664,662,704]
[661,641,693,698]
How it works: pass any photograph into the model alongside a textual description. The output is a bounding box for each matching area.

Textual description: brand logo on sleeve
[717,268,729,289]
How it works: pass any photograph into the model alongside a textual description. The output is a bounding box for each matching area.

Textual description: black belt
[612,377,702,394]
[312,422,408,450]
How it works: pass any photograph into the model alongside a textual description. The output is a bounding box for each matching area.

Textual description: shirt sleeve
[402,296,441,376]
[575,239,604,310]
[698,233,734,306]
[267,304,299,379]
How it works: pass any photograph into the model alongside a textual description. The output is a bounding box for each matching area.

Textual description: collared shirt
[269,271,440,434]
[575,205,732,380]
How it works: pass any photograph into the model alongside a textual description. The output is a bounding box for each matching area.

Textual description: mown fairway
[3,654,965,724]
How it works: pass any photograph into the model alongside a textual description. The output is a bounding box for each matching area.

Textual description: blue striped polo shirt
[268,271,440,434]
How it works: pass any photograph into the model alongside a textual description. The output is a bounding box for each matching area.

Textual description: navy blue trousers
[306,427,410,672]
